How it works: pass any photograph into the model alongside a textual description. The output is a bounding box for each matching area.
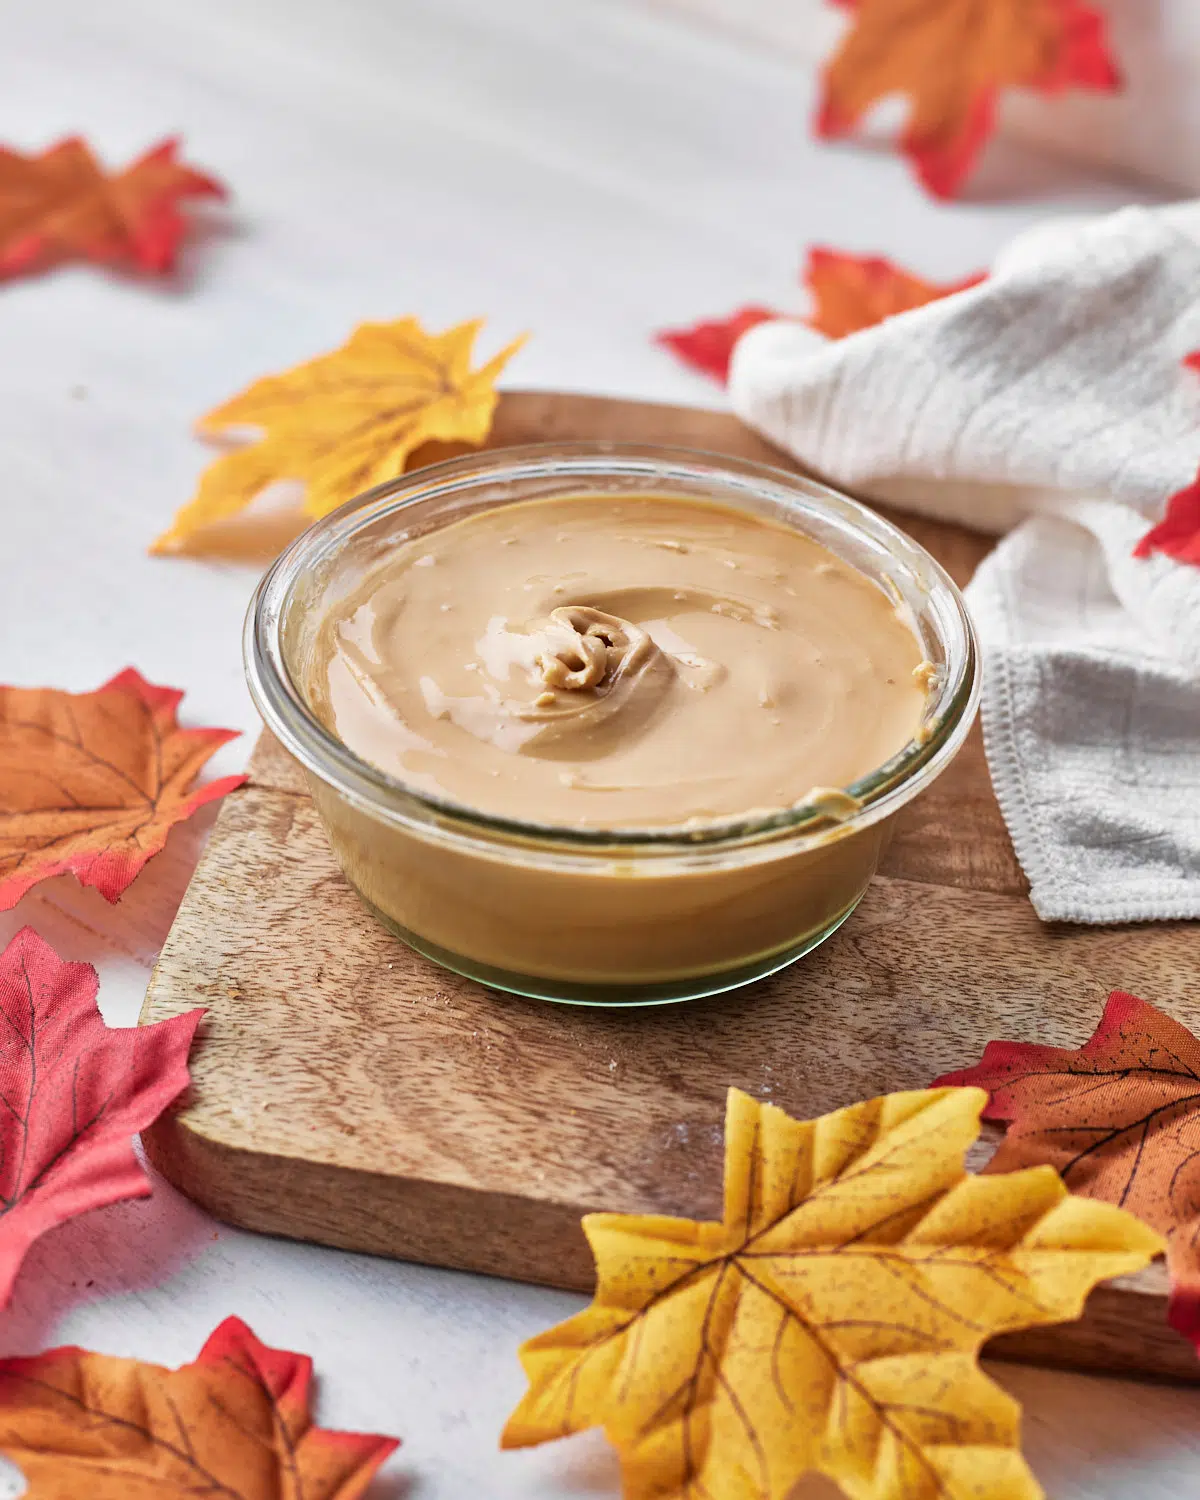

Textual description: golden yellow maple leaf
[152,316,523,553]
[502,1087,1162,1500]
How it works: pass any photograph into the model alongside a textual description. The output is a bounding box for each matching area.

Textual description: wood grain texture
[142,393,1195,1381]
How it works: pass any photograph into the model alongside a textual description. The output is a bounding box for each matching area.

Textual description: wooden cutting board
[141,392,1199,1382]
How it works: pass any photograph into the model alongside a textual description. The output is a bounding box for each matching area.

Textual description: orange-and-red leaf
[0,1315,399,1497]
[804,246,984,337]
[0,135,225,280]
[935,991,1200,1346]
[0,667,246,909]
[815,0,1121,198]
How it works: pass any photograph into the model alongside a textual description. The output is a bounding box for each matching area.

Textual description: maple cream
[248,445,978,1003]
[305,495,928,829]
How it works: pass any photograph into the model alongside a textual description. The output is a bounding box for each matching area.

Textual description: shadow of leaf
[0,798,229,987]
[0,1165,214,1355]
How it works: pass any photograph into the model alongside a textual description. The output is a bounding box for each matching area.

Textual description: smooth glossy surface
[305,493,928,828]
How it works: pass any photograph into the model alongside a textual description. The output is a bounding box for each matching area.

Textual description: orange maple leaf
[815,0,1121,198]
[804,246,985,337]
[0,1316,398,1498]
[0,136,225,280]
[935,991,1200,1348]
[656,251,982,382]
[0,668,245,910]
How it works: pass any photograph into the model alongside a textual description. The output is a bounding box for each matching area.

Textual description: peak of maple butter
[303,495,929,829]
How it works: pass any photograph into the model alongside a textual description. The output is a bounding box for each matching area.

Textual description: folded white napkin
[729,204,1200,923]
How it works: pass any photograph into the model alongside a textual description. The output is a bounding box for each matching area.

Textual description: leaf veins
[502,1086,1161,1500]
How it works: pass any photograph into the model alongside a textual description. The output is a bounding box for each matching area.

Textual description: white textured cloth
[729,204,1200,923]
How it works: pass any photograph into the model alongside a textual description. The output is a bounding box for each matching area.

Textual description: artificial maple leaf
[656,253,982,384]
[1134,468,1200,568]
[935,991,1200,1348]
[502,1086,1160,1500]
[0,1314,398,1497]
[0,136,225,280]
[655,305,779,382]
[815,0,1121,198]
[0,667,245,910]
[152,316,525,552]
[804,246,985,338]
[1131,354,1200,566]
[0,927,202,1304]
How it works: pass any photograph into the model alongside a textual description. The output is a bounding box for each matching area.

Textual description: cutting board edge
[141,1108,1200,1382]
[141,1108,598,1289]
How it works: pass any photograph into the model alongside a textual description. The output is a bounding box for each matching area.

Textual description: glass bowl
[244,443,979,1006]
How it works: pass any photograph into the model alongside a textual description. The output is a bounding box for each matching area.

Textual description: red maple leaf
[933,991,1200,1344]
[654,304,779,382]
[0,926,202,1303]
[1134,467,1200,569]
[0,1316,399,1496]
[815,0,1121,198]
[0,135,226,280]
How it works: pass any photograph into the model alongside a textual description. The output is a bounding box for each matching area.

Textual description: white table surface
[2,1,1198,1495]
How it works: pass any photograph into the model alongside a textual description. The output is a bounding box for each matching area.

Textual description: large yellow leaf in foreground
[152,316,523,552]
[503,1087,1162,1500]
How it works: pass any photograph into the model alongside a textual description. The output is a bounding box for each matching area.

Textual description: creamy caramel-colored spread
[305,494,928,830]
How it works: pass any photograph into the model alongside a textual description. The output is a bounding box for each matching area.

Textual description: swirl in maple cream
[304,494,929,829]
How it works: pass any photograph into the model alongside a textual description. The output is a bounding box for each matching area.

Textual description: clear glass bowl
[244,443,980,1006]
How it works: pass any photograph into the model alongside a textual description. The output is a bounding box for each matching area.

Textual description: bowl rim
[243,440,981,864]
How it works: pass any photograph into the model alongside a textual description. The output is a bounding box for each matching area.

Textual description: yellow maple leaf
[152,316,524,553]
[502,1087,1162,1500]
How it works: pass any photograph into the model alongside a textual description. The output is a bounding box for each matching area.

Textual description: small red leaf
[0,135,226,281]
[1135,467,1200,568]
[933,991,1200,1346]
[1185,351,1200,375]
[0,926,202,1304]
[0,666,247,910]
[655,304,779,383]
